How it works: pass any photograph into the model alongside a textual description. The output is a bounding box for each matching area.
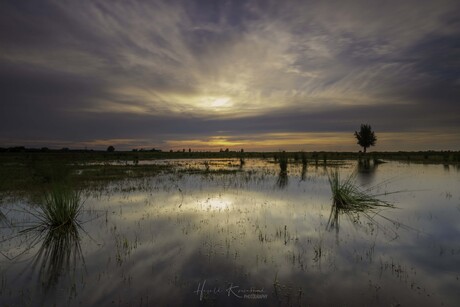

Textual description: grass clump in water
[327,169,393,211]
[301,151,308,167]
[38,185,83,228]
[278,151,288,173]
[326,169,405,236]
[13,184,86,288]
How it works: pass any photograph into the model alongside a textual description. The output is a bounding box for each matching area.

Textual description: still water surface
[1,159,459,306]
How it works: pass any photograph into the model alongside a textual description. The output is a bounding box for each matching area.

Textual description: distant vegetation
[0,147,459,199]
[2,145,459,164]
[1,148,458,163]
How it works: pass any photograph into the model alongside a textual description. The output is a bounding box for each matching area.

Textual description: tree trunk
[363,147,367,153]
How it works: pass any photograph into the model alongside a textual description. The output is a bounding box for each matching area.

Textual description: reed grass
[203,161,210,172]
[301,152,307,167]
[279,151,288,173]
[38,185,83,228]
[12,184,86,288]
[326,169,401,235]
[327,169,393,211]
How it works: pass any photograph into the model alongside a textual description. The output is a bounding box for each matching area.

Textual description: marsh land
[1,151,459,306]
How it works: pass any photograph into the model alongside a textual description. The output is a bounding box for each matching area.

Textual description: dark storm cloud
[1,0,459,150]
[0,61,108,140]
[398,32,460,107]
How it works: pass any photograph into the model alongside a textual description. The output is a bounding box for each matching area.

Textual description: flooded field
[1,159,459,306]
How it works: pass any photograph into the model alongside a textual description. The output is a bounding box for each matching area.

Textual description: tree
[107,145,115,152]
[354,124,376,153]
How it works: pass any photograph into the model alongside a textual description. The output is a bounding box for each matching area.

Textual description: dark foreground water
[1,159,459,306]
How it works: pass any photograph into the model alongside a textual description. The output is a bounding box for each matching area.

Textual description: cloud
[1,0,459,150]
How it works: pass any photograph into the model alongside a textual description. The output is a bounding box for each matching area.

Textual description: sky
[1,0,459,151]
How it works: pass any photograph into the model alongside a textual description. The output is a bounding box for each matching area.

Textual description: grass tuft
[13,184,86,288]
[38,185,84,228]
[327,169,393,211]
[326,169,404,236]
[301,152,307,167]
[279,151,288,173]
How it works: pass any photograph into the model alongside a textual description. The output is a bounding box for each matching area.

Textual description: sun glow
[210,97,232,108]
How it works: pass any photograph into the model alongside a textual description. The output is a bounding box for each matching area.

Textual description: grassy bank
[1,150,458,197]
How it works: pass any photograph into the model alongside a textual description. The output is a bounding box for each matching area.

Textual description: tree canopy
[354,124,376,153]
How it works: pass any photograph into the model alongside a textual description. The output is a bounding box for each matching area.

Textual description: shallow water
[1,159,459,306]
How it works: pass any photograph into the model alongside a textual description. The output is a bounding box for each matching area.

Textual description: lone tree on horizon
[354,124,376,153]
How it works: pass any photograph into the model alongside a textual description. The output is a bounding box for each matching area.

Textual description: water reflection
[0,209,6,224]
[276,170,288,188]
[443,164,450,172]
[1,160,460,306]
[300,165,307,181]
[356,158,380,185]
[25,222,85,290]
[326,201,390,240]
[326,202,341,235]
